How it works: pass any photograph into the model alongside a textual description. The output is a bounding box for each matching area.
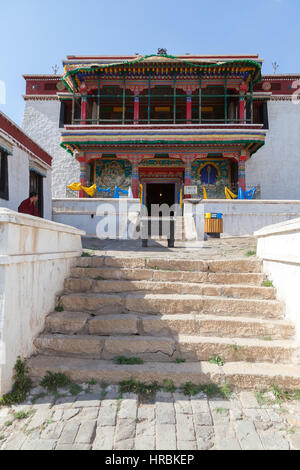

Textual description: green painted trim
[60,140,265,158]
[62,55,262,91]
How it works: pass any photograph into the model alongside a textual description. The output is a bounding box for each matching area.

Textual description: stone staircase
[28,255,300,390]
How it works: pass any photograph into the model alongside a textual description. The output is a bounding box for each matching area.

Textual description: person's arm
[33,205,40,217]
[18,200,27,213]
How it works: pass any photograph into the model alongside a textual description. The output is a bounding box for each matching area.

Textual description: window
[0,150,9,200]
[30,170,44,217]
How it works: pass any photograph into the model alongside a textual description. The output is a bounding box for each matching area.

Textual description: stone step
[45,312,295,339]
[61,293,284,318]
[27,355,300,390]
[70,267,265,286]
[76,256,262,273]
[34,333,297,363]
[64,278,276,300]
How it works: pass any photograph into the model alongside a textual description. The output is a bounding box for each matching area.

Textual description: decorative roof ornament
[272,61,279,74]
[157,48,167,56]
[52,64,60,75]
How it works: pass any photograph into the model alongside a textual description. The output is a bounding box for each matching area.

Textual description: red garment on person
[18,198,39,217]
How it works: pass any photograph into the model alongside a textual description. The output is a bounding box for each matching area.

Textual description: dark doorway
[30,170,44,218]
[146,183,175,216]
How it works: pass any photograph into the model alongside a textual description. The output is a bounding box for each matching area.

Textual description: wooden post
[122,76,126,125]
[78,156,87,198]
[173,75,177,124]
[250,75,253,124]
[199,75,202,124]
[97,75,101,124]
[80,82,88,125]
[239,82,247,124]
[238,152,247,191]
[224,73,228,124]
[72,76,76,124]
[186,90,192,124]
[131,156,139,198]
[184,156,192,199]
[148,74,151,124]
[134,91,140,124]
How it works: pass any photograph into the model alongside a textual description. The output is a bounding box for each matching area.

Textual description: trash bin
[204,213,223,238]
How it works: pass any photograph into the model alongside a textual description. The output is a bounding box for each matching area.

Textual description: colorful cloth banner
[245,187,256,200]
[67,183,97,197]
[225,187,238,199]
[97,186,111,194]
[238,187,245,199]
[113,186,133,198]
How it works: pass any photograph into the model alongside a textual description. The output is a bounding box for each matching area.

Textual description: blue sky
[0,0,299,125]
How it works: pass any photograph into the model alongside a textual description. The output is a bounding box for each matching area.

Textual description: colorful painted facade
[22,53,300,203]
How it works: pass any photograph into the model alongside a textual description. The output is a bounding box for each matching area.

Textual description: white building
[0,111,52,219]
[21,61,300,202]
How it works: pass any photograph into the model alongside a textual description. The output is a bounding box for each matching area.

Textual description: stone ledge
[0,208,85,236]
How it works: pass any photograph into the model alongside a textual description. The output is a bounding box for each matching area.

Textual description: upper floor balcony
[59,85,269,128]
[59,54,268,129]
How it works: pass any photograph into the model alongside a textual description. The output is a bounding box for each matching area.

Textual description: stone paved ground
[1,235,297,451]
[82,235,257,260]
[1,384,300,450]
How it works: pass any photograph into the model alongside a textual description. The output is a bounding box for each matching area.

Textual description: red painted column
[134,92,140,124]
[80,82,88,125]
[238,153,247,192]
[131,157,139,198]
[78,156,87,198]
[81,95,87,125]
[184,156,192,199]
[186,93,192,124]
[239,82,247,124]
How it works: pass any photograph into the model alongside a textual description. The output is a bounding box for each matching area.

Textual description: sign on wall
[184,185,198,195]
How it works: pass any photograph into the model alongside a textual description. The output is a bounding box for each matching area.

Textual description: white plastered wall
[247,100,300,200]
[22,99,80,198]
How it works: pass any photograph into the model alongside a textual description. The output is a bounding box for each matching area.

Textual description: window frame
[0,149,9,200]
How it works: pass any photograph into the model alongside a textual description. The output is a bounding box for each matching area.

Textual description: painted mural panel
[95,159,132,197]
[192,159,229,198]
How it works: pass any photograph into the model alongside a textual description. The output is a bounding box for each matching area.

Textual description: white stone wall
[256,218,300,342]
[185,199,300,240]
[247,100,300,200]
[0,208,85,396]
[22,99,80,198]
[0,145,52,220]
[52,198,141,238]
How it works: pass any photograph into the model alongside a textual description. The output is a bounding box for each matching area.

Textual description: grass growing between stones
[161,379,176,393]
[256,385,300,406]
[246,250,256,257]
[118,378,232,400]
[14,410,35,420]
[0,357,32,406]
[31,392,47,404]
[81,251,93,257]
[114,356,144,365]
[55,306,64,312]
[119,379,160,399]
[180,381,232,399]
[262,280,273,287]
[40,371,70,393]
[69,383,83,396]
[174,358,186,364]
[208,356,224,366]
[216,407,228,414]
